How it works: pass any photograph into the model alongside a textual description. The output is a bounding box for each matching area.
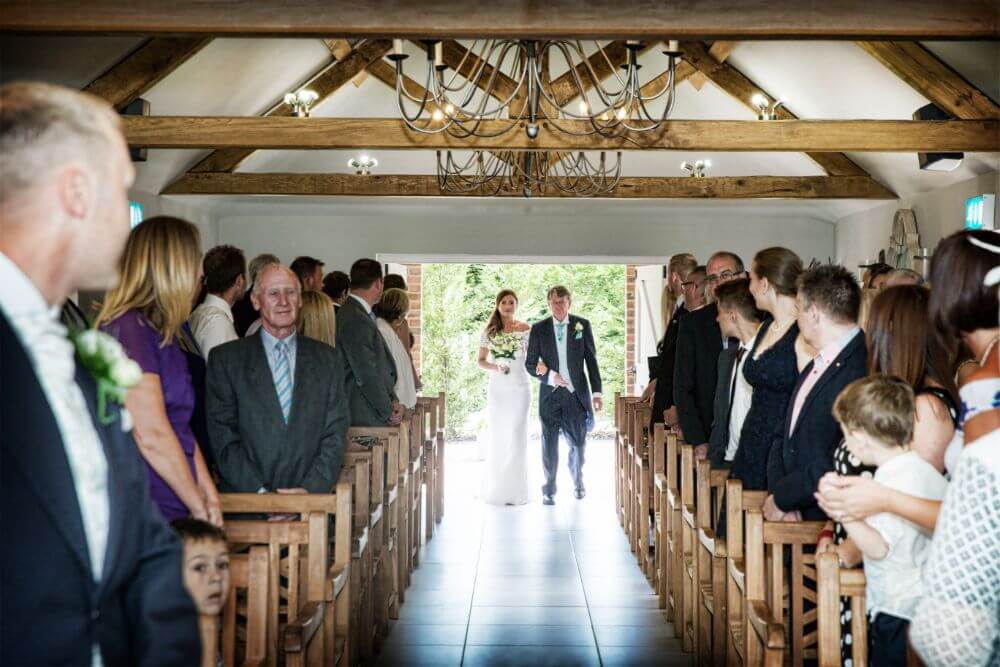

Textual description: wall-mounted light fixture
[751,93,785,120]
[680,159,711,178]
[283,89,320,117]
[348,154,378,175]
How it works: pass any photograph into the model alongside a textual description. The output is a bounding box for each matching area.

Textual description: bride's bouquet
[489,332,521,375]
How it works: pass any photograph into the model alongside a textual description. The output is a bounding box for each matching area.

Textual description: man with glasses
[673,251,746,459]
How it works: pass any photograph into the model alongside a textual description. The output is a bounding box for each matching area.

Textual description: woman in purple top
[96,216,222,525]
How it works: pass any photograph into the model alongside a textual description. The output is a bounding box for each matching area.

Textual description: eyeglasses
[705,270,742,285]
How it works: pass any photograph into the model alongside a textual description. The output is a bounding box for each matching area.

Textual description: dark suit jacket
[1,311,199,666]
[673,304,723,445]
[650,304,688,423]
[335,296,398,426]
[231,287,258,337]
[767,330,868,519]
[206,332,349,493]
[525,315,603,418]
[707,346,739,468]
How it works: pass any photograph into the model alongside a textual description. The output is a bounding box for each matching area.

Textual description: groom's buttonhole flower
[72,330,143,425]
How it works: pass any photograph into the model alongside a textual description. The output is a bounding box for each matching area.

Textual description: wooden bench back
[817,552,868,667]
[220,492,348,667]
[219,545,268,667]
[746,509,828,667]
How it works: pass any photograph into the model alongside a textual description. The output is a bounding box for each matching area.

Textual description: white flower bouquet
[489,332,522,375]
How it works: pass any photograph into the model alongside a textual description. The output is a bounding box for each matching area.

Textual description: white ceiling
[1,35,997,223]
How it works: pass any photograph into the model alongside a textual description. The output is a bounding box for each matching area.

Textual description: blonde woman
[376,288,418,409]
[96,216,221,525]
[298,290,337,347]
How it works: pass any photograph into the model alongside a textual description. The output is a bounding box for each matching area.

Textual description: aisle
[375,437,689,666]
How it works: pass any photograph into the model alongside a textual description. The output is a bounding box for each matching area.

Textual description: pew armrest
[283,600,326,653]
[328,562,350,598]
[654,473,668,492]
[747,600,785,650]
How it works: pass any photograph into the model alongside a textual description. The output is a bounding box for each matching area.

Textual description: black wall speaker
[913,103,963,171]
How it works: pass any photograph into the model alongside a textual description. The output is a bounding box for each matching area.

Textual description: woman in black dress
[819,284,958,664]
[728,247,804,492]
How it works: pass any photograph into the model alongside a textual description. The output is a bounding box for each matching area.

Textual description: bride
[477,289,532,505]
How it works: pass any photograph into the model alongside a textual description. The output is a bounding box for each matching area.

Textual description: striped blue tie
[273,340,293,423]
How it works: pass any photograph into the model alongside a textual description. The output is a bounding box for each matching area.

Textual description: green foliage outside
[420,263,626,438]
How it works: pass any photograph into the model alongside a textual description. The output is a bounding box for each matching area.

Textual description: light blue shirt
[549,316,575,393]
[260,328,297,384]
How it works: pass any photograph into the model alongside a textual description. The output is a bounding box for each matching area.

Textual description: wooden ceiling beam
[680,40,870,177]
[123,117,998,152]
[857,42,1000,120]
[186,38,392,173]
[4,0,995,39]
[163,172,897,199]
[83,37,211,110]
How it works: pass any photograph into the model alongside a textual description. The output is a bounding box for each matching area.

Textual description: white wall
[129,187,219,250]
[834,171,999,272]
[207,198,836,269]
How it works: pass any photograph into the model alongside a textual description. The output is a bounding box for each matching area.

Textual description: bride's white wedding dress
[481,330,532,505]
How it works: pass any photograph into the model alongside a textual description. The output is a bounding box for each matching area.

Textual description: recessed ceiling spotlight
[348,154,378,175]
[283,89,319,117]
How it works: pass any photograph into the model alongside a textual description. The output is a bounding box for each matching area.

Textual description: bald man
[206,264,349,493]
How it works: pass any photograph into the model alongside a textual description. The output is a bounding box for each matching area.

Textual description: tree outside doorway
[419,263,626,438]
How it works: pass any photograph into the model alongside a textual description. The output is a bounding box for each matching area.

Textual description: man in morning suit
[206,264,349,493]
[673,251,745,456]
[525,285,603,504]
[0,82,199,665]
[336,258,405,426]
[764,264,867,522]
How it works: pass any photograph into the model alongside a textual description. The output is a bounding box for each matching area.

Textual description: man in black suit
[525,285,603,504]
[673,251,745,450]
[764,265,867,522]
[335,259,404,427]
[646,254,698,427]
[1,81,199,665]
[707,279,763,467]
[207,264,350,493]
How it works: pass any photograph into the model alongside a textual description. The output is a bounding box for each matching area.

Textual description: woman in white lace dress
[477,290,532,505]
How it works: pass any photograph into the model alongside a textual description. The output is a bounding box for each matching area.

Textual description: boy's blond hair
[833,375,915,448]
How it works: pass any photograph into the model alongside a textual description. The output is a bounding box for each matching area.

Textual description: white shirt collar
[817,326,861,367]
[0,251,60,322]
[553,315,570,325]
[202,293,234,321]
[350,292,373,315]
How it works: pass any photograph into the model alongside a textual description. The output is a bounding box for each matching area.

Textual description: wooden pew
[338,453,375,664]
[344,432,388,659]
[614,391,624,527]
[744,509,827,667]
[619,396,645,548]
[678,442,698,653]
[216,545,268,667]
[649,423,667,608]
[631,402,653,577]
[219,490,352,667]
[665,432,687,630]
[348,426,406,642]
[817,552,868,667]
[416,395,439,544]
[694,459,731,666]
[433,391,446,526]
[654,427,676,616]
[724,479,767,665]
[408,404,426,568]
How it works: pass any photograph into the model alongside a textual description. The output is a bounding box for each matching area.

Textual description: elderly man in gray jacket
[206,264,349,493]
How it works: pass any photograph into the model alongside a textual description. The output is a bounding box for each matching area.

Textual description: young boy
[172,519,230,667]
[832,375,948,667]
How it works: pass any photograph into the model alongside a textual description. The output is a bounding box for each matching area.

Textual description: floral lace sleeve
[910,434,1000,666]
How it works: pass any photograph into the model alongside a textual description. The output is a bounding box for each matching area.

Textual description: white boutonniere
[574,322,584,339]
[71,330,143,425]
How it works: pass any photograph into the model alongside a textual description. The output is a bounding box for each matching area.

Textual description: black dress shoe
[542,494,555,506]
[574,488,586,500]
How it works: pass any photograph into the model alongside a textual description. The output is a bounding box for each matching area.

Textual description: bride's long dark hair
[486,289,518,339]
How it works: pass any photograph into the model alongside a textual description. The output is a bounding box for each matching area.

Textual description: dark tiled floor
[375,438,690,666]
